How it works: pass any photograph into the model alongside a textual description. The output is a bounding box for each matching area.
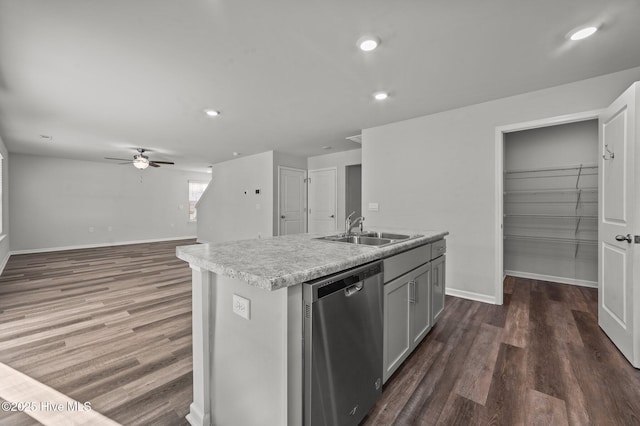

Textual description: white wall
[0,137,9,272]
[504,120,598,285]
[308,149,362,232]
[362,66,640,303]
[197,151,274,243]
[9,154,210,252]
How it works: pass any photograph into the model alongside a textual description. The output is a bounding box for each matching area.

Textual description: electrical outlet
[88,227,94,233]
[232,294,250,320]
[368,202,379,211]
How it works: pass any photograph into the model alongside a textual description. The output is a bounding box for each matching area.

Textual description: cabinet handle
[409,280,416,303]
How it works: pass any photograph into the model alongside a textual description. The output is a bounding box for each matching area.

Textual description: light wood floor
[3,243,640,425]
[363,276,640,425]
[0,240,195,426]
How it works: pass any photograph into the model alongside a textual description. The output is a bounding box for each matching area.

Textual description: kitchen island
[176,230,448,426]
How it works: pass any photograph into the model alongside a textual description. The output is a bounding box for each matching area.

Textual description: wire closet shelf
[503,163,598,257]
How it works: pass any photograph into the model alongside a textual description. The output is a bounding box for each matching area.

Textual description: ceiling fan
[105,148,175,170]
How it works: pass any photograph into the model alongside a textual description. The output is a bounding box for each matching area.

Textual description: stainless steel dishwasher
[303,261,383,426]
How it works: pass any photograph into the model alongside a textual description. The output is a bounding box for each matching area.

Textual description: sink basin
[315,231,422,247]
[332,235,392,246]
[360,232,411,240]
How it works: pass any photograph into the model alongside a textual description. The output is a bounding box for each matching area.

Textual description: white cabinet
[382,238,447,383]
[411,263,432,346]
[383,272,411,382]
[431,254,445,325]
[383,262,431,383]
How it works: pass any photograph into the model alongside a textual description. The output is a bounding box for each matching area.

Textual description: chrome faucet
[345,211,356,235]
[345,211,364,235]
[349,216,364,235]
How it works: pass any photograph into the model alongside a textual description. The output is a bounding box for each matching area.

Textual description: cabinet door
[383,276,411,383]
[431,255,446,325]
[410,263,432,346]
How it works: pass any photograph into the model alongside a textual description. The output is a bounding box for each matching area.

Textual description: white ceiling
[0,0,639,172]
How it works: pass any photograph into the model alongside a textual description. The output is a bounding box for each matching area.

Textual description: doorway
[307,167,337,234]
[503,120,599,288]
[278,167,307,235]
[345,164,362,220]
[494,110,602,305]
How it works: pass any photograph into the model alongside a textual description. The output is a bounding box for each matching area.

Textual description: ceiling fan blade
[105,157,132,161]
[149,160,175,165]
[148,162,161,168]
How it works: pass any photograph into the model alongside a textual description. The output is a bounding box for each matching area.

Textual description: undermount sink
[316,231,422,247]
[360,231,412,240]
[332,235,392,246]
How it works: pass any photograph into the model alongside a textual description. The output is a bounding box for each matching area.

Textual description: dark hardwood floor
[0,240,195,426]
[2,243,639,425]
[363,276,640,425]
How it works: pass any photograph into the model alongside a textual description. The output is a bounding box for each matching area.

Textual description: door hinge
[304,178,310,183]
[636,235,640,244]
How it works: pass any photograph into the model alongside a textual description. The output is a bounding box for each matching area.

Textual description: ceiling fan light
[133,156,150,169]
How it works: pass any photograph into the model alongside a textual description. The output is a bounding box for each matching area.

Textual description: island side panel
[187,266,211,426]
[287,284,303,426]
[210,273,292,426]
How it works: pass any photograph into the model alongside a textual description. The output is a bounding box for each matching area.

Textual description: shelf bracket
[575,164,583,189]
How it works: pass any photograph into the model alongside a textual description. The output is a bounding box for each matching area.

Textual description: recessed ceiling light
[233,152,241,156]
[39,134,53,141]
[373,92,389,101]
[357,36,380,52]
[204,109,220,117]
[322,145,332,150]
[569,26,598,41]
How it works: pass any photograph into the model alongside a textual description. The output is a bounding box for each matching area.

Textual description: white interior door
[278,167,307,235]
[599,81,639,367]
[308,168,337,234]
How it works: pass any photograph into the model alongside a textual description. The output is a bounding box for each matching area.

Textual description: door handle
[330,214,335,218]
[345,282,363,297]
[615,234,632,243]
[281,215,285,219]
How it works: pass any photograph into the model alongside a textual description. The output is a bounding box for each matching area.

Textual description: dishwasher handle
[344,282,364,297]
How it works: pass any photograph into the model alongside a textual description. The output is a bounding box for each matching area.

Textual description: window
[189,181,209,222]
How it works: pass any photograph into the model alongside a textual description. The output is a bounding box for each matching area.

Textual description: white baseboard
[504,270,598,288]
[446,288,497,305]
[0,250,9,275]
[10,236,197,255]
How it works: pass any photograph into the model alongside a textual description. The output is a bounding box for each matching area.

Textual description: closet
[503,120,598,287]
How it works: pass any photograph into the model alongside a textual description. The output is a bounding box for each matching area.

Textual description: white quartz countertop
[176,229,448,291]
